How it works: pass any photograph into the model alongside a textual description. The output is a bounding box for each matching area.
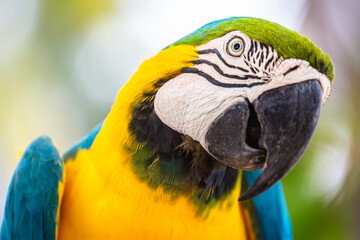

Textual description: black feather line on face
[248,40,254,60]
[127,78,239,209]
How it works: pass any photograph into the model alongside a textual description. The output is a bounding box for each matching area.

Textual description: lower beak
[205,79,323,201]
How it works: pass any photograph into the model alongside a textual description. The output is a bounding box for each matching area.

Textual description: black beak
[205,80,323,201]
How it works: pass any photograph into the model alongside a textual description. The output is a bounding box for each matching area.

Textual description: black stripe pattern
[192,39,279,89]
[182,67,265,88]
[198,49,249,72]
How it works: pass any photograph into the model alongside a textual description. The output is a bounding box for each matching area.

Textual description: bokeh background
[0,0,359,239]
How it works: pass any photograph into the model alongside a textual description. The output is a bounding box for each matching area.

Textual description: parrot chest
[57,152,250,240]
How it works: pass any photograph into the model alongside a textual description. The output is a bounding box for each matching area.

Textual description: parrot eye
[226,37,244,57]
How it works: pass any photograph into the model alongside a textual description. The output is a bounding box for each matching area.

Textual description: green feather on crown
[173,17,335,82]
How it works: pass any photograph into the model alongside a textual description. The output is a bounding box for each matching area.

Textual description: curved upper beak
[205,79,323,201]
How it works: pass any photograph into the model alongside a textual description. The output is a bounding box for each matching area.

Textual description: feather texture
[244,170,293,239]
[1,136,64,240]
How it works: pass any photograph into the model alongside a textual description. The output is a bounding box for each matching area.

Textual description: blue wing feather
[244,170,293,240]
[1,136,63,240]
[1,123,102,240]
[62,122,103,162]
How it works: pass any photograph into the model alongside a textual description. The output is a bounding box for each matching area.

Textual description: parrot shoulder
[62,122,103,162]
[1,136,64,240]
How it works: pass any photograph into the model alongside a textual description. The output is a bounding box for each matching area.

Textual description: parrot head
[127,17,334,202]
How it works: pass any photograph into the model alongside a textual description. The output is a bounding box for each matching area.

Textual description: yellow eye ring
[226,37,244,57]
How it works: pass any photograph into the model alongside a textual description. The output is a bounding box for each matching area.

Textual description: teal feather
[1,124,102,240]
[1,136,63,240]
[244,170,293,240]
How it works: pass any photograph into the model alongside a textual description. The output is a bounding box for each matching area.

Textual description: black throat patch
[127,78,239,211]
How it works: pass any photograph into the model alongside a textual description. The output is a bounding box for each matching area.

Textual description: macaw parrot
[1,17,334,240]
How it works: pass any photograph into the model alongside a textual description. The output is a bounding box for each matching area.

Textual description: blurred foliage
[39,0,114,37]
[0,0,116,222]
[34,0,115,83]
[284,128,355,240]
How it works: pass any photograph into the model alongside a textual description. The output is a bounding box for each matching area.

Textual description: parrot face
[153,28,332,200]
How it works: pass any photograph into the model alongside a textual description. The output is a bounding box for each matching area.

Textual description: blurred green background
[0,0,359,239]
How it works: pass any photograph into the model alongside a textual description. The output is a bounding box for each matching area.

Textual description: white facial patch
[154,73,247,147]
[154,30,331,149]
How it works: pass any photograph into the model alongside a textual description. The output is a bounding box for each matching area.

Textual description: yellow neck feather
[90,44,198,187]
